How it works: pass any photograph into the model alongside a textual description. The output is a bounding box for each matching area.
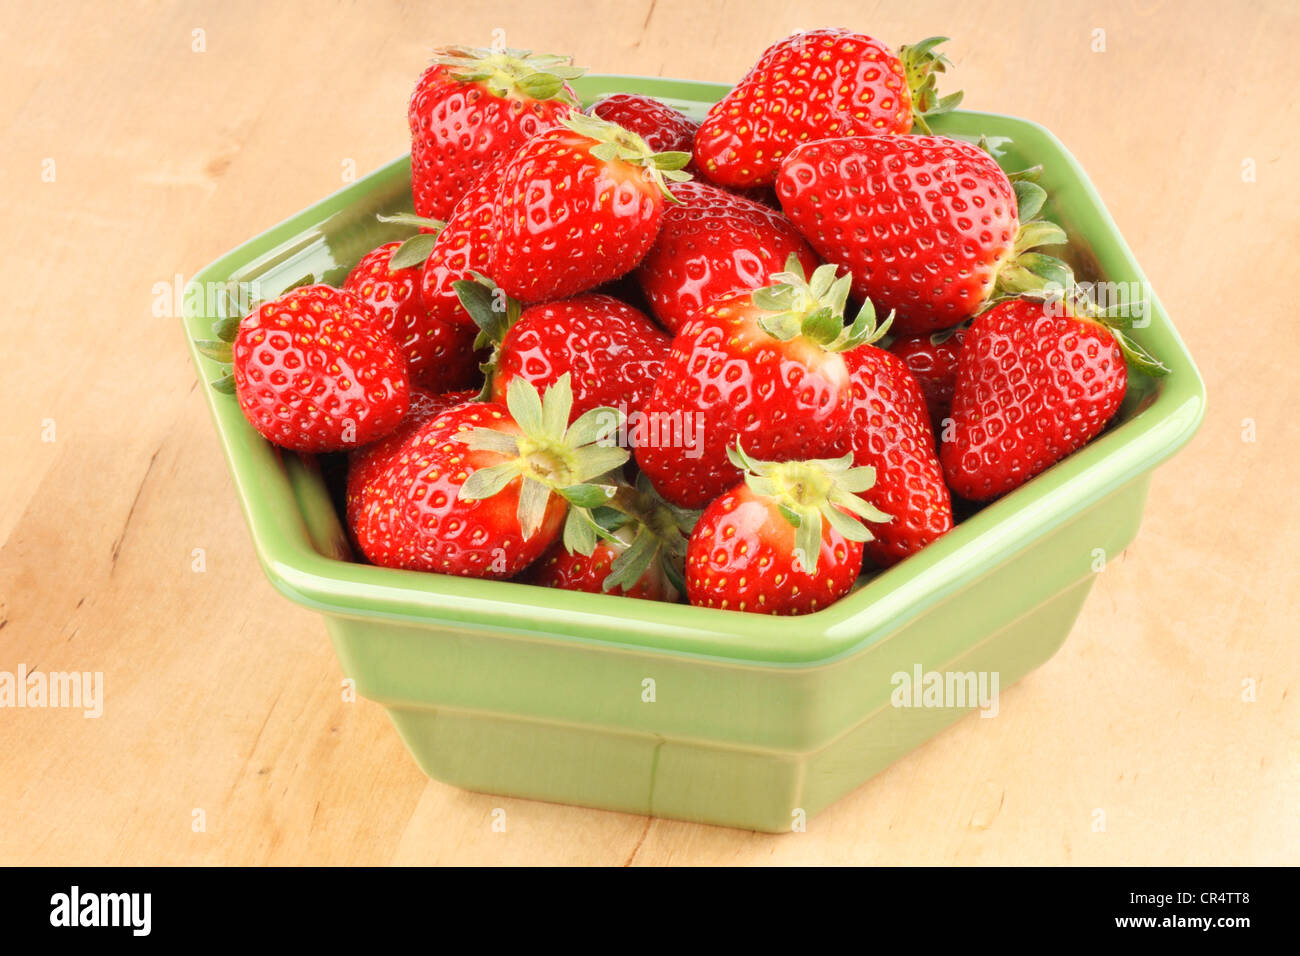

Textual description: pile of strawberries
[197,30,1167,616]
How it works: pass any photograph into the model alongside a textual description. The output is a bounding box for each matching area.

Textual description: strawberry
[888,328,966,432]
[634,180,820,334]
[411,159,510,330]
[777,134,1070,336]
[588,93,698,155]
[841,344,954,566]
[635,259,879,508]
[940,295,1166,501]
[523,475,696,601]
[686,447,887,615]
[456,278,669,425]
[342,241,480,390]
[197,284,410,453]
[345,387,475,546]
[586,94,777,205]
[408,46,583,220]
[488,114,692,303]
[349,375,629,576]
[694,31,959,189]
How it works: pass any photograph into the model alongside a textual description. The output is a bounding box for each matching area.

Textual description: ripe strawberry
[634,180,820,334]
[686,447,886,615]
[488,114,692,303]
[635,259,879,508]
[197,284,410,453]
[523,475,696,601]
[586,94,776,205]
[841,345,953,566]
[342,241,480,390]
[415,159,509,329]
[456,278,669,424]
[345,386,475,538]
[695,30,959,188]
[349,376,629,576]
[588,93,698,155]
[777,134,1070,335]
[409,46,583,220]
[888,328,966,432]
[940,296,1166,501]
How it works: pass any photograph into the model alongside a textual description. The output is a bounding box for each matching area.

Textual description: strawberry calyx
[1017,287,1172,377]
[976,135,1043,184]
[452,273,522,400]
[728,445,890,573]
[454,374,629,539]
[752,256,893,352]
[986,177,1074,305]
[378,213,447,270]
[566,473,700,594]
[560,113,694,201]
[431,45,585,105]
[900,36,963,136]
[971,135,1074,306]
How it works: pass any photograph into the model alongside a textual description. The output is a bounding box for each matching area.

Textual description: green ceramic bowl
[181,75,1205,832]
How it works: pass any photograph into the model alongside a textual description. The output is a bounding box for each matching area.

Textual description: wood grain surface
[0,0,1296,866]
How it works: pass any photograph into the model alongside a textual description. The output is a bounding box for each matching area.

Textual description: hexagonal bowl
[181,75,1205,832]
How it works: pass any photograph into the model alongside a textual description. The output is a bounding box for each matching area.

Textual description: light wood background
[1,0,1295,866]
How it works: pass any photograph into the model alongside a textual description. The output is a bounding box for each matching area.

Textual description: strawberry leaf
[567,406,621,447]
[505,377,546,435]
[211,315,240,341]
[194,339,233,363]
[1111,328,1172,377]
[603,527,658,593]
[562,505,599,556]
[571,445,631,483]
[459,461,522,501]
[1014,220,1067,254]
[1013,180,1047,223]
[388,232,439,270]
[516,477,553,540]
[559,484,619,509]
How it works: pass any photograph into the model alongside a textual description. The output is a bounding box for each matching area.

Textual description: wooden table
[1,0,1295,865]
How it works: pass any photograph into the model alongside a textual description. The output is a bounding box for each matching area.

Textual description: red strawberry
[940,296,1166,501]
[409,46,583,220]
[528,535,668,599]
[841,345,953,566]
[456,279,669,424]
[888,328,966,432]
[523,476,695,601]
[634,180,820,334]
[586,94,774,206]
[342,241,480,390]
[345,386,475,539]
[416,159,509,329]
[349,376,629,576]
[488,114,692,303]
[200,284,410,453]
[685,447,886,615]
[695,31,959,188]
[635,259,878,508]
[588,93,698,155]
[777,134,1070,335]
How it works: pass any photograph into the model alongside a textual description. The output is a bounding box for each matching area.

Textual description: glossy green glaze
[181,75,1205,831]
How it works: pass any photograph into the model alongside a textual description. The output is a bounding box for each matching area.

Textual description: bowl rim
[181,75,1206,667]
